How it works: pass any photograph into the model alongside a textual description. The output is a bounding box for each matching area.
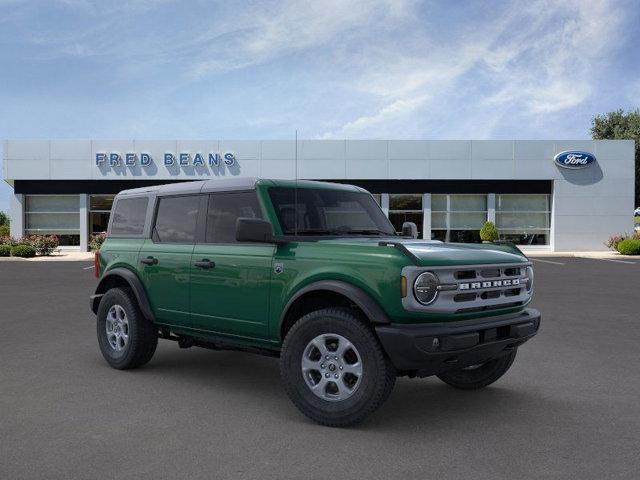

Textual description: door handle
[140,256,158,265]
[194,259,215,269]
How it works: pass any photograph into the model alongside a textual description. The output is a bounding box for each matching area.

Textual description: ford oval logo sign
[554,150,595,169]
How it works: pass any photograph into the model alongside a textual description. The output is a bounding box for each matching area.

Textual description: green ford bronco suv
[91,178,540,426]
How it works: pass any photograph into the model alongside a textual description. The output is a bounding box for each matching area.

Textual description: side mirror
[236,218,275,243]
[402,222,418,239]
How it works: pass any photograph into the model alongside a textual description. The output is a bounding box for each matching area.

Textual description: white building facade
[2,139,635,251]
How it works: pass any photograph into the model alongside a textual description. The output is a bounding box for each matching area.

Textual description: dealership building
[2,138,635,251]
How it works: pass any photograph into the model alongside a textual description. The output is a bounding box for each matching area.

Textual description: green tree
[0,211,9,226]
[590,109,640,206]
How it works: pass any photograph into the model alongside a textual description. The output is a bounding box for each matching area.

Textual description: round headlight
[414,272,439,305]
[525,266,534,292]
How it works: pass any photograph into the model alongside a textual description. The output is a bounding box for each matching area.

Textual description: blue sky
[1,0,639,212]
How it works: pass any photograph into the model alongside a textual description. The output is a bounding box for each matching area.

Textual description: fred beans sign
[95,151,236,168]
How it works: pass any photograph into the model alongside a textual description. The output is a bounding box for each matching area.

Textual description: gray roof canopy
[116,177,259,197]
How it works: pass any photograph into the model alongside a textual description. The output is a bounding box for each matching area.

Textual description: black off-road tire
[97,287,158,370]
[436,349,517,390]
[280,308,396,427]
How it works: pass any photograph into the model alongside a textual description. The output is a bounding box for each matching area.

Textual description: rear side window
[153,195,200,244]
[205,192,262,243]
[110,197,148,236]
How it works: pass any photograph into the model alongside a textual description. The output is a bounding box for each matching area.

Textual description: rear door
[139,194,202,328]
[190,191,274,338]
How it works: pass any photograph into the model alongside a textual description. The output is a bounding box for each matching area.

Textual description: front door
[190,191,274,338]
[139,194,202,328]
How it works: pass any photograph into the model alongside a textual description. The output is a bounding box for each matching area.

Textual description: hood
[316,238,528,266]
[398,240,528,266]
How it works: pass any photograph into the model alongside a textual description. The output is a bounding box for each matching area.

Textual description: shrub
[604,234,627,251]
[26,234,59,256]
[89,232,107,251]
[479,221,498,242]
[616,238,640,255]
[0,244,10,256]
[0,211,8,226]
[0,224,9,237]
[10,244,36,258]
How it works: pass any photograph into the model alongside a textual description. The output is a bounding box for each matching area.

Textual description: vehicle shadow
[123,343,551,431]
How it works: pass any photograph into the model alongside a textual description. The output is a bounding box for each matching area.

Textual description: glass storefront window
[390,194,422,211]
[389,194,423,237]
[431,194,487,243]
[25,195,80,246]
[496,194,550,245]
[90,195,114,211]
[90,195,115,235]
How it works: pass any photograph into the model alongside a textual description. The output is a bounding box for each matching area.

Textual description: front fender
[91,267,155,322]
[279,279,392,330]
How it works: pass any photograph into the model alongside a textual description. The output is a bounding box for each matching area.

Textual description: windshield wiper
[292,229,335,235]
[290,228,390,236]
[339,229,388,236]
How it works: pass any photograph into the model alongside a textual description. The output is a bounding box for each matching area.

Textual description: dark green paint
[98,179,530,348]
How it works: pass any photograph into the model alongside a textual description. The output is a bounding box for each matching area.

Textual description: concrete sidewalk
[0,250,94,261]
[520,248,640,259]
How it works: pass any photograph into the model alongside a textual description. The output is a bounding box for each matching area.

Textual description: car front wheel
[280,308,396,427]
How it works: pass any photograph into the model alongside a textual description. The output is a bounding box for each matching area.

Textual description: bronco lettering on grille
[459,278,520,290]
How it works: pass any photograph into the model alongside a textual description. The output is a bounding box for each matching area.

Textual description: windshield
[268,187,396,236]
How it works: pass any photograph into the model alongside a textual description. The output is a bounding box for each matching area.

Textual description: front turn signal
[400,275,407,298]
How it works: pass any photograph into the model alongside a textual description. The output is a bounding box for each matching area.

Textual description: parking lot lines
[529,258,565,265]
[529,257,638,266]
[2,260,640,478]
[588,257,636,265]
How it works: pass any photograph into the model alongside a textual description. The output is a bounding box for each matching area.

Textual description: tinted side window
[154,195,200,243]
[110,197,148,236]
[206,192,262,243]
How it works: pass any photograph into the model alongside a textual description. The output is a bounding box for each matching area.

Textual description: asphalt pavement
[0,258,639,479]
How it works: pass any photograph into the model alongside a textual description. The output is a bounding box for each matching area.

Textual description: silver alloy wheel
[301,333,363,402]
[105,304,129,352]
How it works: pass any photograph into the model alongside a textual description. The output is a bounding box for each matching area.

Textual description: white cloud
[321,94,429,138]
[323,0,625,138]
[191,0,413,77]
[481,0,622,114]
[3,0,630,140]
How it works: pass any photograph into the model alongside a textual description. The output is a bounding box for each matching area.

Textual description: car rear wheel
[436,349,517,390]
[280,308,395,427]
[97,287,158,370]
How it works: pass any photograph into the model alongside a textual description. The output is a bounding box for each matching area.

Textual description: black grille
[480,290,501,300]
[480,268,500,278]
[455,301,524,314]
[504,288,522,297]
[454,270,476,280]
[454,293,477,302]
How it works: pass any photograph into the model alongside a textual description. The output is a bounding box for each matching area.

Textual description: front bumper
[375,308,541,377]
